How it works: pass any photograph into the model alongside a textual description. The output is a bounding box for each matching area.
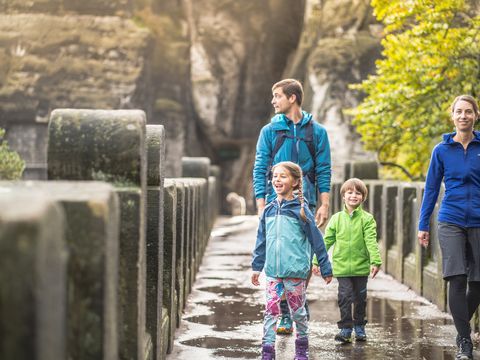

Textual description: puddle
[197,286,258,297]
[180,337,258,358]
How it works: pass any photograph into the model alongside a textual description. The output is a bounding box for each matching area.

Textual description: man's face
[271,87,295,114]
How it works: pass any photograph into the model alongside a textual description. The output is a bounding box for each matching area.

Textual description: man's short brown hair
[272,79,303,106]
[340,178,368,202]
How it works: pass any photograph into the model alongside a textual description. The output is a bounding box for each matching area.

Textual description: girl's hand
[312,265,320,276]
[251,271,260,286]
[323,275,333,284]
[370,266,379,279]
[417,231,430,248]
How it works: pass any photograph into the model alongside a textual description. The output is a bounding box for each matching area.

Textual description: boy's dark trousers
[337,276,368,328]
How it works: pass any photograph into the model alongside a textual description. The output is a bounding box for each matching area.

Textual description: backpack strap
[266,120,316,182]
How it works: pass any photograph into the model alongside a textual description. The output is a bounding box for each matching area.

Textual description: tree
[0,128,25,180]
[349,0,480,180]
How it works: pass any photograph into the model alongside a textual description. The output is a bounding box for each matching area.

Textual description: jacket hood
[442,131,480,144]
[270,111,313,131]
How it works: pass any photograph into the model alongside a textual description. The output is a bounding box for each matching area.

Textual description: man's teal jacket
[253,111,331,207]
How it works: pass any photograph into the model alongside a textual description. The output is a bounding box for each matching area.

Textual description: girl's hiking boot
[456,337,473,360]
[276,315,293,335]
[354,325,367,341]
[334,328,352,343]
[261,343,275,360]
[294,337,309,360]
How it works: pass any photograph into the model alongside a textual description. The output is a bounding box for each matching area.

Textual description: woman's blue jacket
[419,131,480,231]
[251,197,332,279]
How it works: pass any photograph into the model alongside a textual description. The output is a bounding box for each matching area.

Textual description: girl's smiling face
[272,165,298,200]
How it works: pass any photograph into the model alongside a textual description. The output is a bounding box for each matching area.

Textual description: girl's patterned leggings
[263,276,308,344]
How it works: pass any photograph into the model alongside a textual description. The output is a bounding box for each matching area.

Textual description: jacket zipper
[276,201,283,277]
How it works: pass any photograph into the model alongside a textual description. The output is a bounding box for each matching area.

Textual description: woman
[418,95,480,360]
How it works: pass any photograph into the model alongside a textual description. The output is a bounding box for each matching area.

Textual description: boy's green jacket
[313,206,382,277]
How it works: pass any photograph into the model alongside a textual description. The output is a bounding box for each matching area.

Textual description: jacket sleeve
[418,146,443,231]
[251,213,267,272]
[303,209,332,276]
[312,215,336,266]
[363,214,382,266]
[253,125,272,199]
[314,125,331,194]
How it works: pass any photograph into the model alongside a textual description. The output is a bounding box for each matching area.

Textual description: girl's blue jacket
[419,131,480,231]
[252,197,332,279]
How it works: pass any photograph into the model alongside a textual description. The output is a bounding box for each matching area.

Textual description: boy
[313,178,382,343]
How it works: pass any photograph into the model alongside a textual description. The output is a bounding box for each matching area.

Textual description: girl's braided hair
[272,161,307,222]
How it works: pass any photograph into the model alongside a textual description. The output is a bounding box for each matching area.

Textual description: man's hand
[417,231,430,248]
[251,272,260,286]
[323,275,333,284]
[370,266,379,279]
[256,198,266,217]
[315,204,329,227]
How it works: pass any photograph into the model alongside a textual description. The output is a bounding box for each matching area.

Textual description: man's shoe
[276,315,293,335]
[456,337,473,360]
[354,325,367,341]
[334,328,352,343]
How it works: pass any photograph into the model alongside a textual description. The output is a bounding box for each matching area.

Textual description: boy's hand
[323,275,333,284]
[370,266,379,279]
[312,265,320,276]
[251,271,260,286]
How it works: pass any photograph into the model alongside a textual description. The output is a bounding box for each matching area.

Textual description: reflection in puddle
[180,337,258,358]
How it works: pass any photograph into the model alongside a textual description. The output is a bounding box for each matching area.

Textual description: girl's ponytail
[297,176,307,222]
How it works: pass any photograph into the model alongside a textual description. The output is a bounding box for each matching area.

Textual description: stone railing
[331,169,479,334]
[0,109,220,360]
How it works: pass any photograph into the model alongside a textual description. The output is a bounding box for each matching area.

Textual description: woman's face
[452,100,477,133]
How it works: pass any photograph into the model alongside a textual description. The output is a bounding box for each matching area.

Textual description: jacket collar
[442,131,480,145]
[343,204,363,216]
[270,111,313,131]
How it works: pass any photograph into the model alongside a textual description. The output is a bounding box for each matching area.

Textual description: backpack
[267,119,316,185]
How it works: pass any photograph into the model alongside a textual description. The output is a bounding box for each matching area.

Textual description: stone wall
[0,109,219,360]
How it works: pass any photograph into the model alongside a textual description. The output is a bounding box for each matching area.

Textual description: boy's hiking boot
[261,343,275,360]
[334,328,352,344]
[276,315,293,335]
[456,337,473,360]
[294,337,309,360]
[354,325,367,341]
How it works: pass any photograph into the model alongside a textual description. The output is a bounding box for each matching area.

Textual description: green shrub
[0,128,25,180]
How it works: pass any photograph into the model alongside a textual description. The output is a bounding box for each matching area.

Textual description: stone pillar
[0,193,67,360]
[163,179,177,353]
[47,109,150,360]
[381,183,398,273]
[343,161,379,181]
[145,125,166,360]
[174,182,186,327]
[388,183,416,281]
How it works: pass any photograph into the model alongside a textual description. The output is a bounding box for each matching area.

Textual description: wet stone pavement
[168,216,480,360]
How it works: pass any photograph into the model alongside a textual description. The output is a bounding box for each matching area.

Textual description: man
[252,78,332,334]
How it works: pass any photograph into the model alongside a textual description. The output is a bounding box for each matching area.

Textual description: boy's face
[343,188,363,209]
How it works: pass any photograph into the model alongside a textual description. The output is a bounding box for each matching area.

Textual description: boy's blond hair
[340,178,368,202]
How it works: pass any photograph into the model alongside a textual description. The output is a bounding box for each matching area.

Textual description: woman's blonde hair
[340,178,368,202]
[272,161,307,221]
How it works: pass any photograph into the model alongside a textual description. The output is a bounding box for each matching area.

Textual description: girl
[251,161,332,360]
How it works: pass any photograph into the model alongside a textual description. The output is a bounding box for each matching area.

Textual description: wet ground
[168,216,480,360]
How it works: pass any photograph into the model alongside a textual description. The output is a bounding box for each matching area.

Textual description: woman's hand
[251,271,260,286]
[417,231,430,248]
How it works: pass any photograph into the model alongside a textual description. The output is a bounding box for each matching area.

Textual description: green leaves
[0,128,25,180]
[349,0,480,180]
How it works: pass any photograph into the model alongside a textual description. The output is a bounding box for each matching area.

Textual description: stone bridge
[0,109,479,360]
